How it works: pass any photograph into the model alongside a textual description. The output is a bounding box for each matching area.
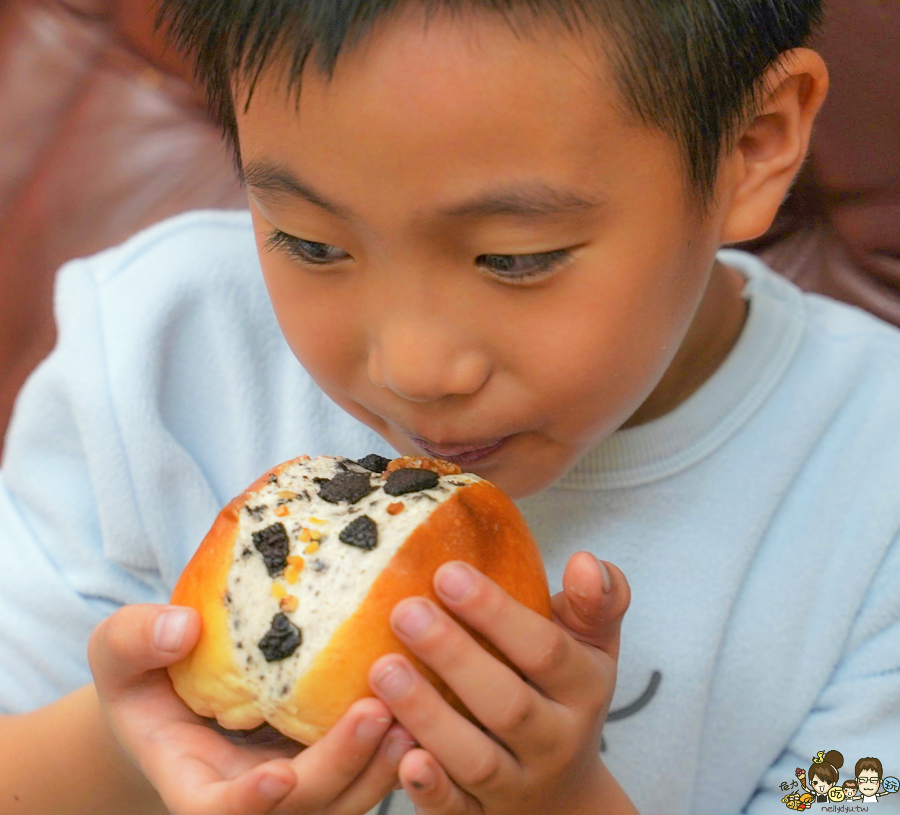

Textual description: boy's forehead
[233,6,682,227]
[234,6,616,137]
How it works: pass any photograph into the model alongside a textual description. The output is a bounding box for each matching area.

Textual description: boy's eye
[264,229,349,265]
[264,227,573,281]
[476,249,573,281]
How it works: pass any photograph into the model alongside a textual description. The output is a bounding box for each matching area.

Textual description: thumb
[551,553,630,660]
[88,604,201,698]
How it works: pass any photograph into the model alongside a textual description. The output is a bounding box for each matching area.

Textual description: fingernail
[154,609,190,652]
[436,562,475,602]
[356,715,388,743]
[409,763,436,792]
[394,600,436,640]
[598,559,612,594]
[374,661,413,699]
[386,735,415,764]
[258,773,292,800]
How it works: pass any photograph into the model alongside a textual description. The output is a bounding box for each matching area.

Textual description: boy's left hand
[368,552,638,815]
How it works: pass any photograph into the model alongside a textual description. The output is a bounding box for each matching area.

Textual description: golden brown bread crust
[168,457,310,732]
[168,457,551,744]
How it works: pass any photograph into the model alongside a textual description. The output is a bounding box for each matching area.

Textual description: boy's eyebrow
[241,160,603,220]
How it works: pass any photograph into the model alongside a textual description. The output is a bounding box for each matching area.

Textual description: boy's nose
[367,322,491,402]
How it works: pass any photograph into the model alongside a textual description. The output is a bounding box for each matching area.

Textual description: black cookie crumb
[310,558,328,572]
[319,471,374,504]
[356,454,391,473]
[336,458,370,474]
[339,515,378,550]
[312,477,330,484]
[384,467,439,496]
[252,523,290,577]
[241,547,252,558]
[245,505,266,521]
[258,613,303,662]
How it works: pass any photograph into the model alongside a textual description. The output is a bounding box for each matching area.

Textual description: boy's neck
[623,259,749,428]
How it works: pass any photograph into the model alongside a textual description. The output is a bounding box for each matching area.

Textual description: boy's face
[858,773,880,796]
[235,8,741,497]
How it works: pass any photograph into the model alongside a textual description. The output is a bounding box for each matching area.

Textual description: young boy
[1,0,898,813]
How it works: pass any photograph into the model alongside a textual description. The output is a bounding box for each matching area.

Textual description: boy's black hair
[155,0,823,204]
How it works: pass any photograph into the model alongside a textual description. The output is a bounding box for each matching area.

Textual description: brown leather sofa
[1,0,898,454]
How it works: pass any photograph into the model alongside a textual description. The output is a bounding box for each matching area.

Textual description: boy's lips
[411,434,513,464]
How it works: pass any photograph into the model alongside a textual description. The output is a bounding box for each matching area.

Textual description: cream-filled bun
[168,454,552,745]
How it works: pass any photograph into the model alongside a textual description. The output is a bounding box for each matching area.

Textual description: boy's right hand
[88,604,413,815]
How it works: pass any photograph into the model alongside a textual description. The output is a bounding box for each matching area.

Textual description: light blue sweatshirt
[1,210,898,814]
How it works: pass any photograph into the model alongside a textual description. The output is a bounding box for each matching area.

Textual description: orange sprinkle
[309,529,322,541]
[308,517,326,525]
[304,542,320,555]
[286,556,304,567]
[277,490,296,499]
[299,528,312,543]
[271,583,287,599]
[285,562,304,584]
[275,505,290,517]
[386,456,461,475]
[279,595,299,613]
[387,502,405,515]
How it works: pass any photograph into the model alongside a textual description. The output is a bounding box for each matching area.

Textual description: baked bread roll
[168,454,551,745]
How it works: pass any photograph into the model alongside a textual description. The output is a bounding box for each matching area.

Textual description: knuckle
[528,629,569,677]
[104,614,138,660]
[416,621,467,671]
[495,690,538,736]
[86,622,106,669]
[462,749,504,790]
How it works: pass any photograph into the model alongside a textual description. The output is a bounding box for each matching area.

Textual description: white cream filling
[225,456,481,714]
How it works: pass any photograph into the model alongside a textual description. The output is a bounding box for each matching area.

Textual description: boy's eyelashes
[262,227,574,283]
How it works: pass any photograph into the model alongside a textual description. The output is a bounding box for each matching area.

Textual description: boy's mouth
[412,435,512,465]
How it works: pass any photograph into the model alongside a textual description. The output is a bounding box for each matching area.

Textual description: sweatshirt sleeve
[744,528,900,812]
[0,256,166,714]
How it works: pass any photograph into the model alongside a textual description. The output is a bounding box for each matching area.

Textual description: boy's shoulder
[80,208,256,287]
[721,248,900,399]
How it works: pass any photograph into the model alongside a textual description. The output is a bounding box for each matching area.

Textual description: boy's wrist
[0,684,167,815]
[83,684,167,808]
[581,759,641,815]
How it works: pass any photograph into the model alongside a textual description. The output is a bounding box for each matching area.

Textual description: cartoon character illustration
[855,757,898,803]
[781,790,813,810]
[842,779,859,800]
[798,750,844,803]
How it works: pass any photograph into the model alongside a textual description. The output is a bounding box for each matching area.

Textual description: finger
[88,604,201,700]
[433,561,607,706]
[389,596,561,761]
[152,752,297,815]
[278,697,396,810]
[328,724,416,815]
[551,554,630,659]
[398,749,481,815]
[369,654,517,796]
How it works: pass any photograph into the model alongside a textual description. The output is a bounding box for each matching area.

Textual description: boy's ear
[720,48,829,244]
